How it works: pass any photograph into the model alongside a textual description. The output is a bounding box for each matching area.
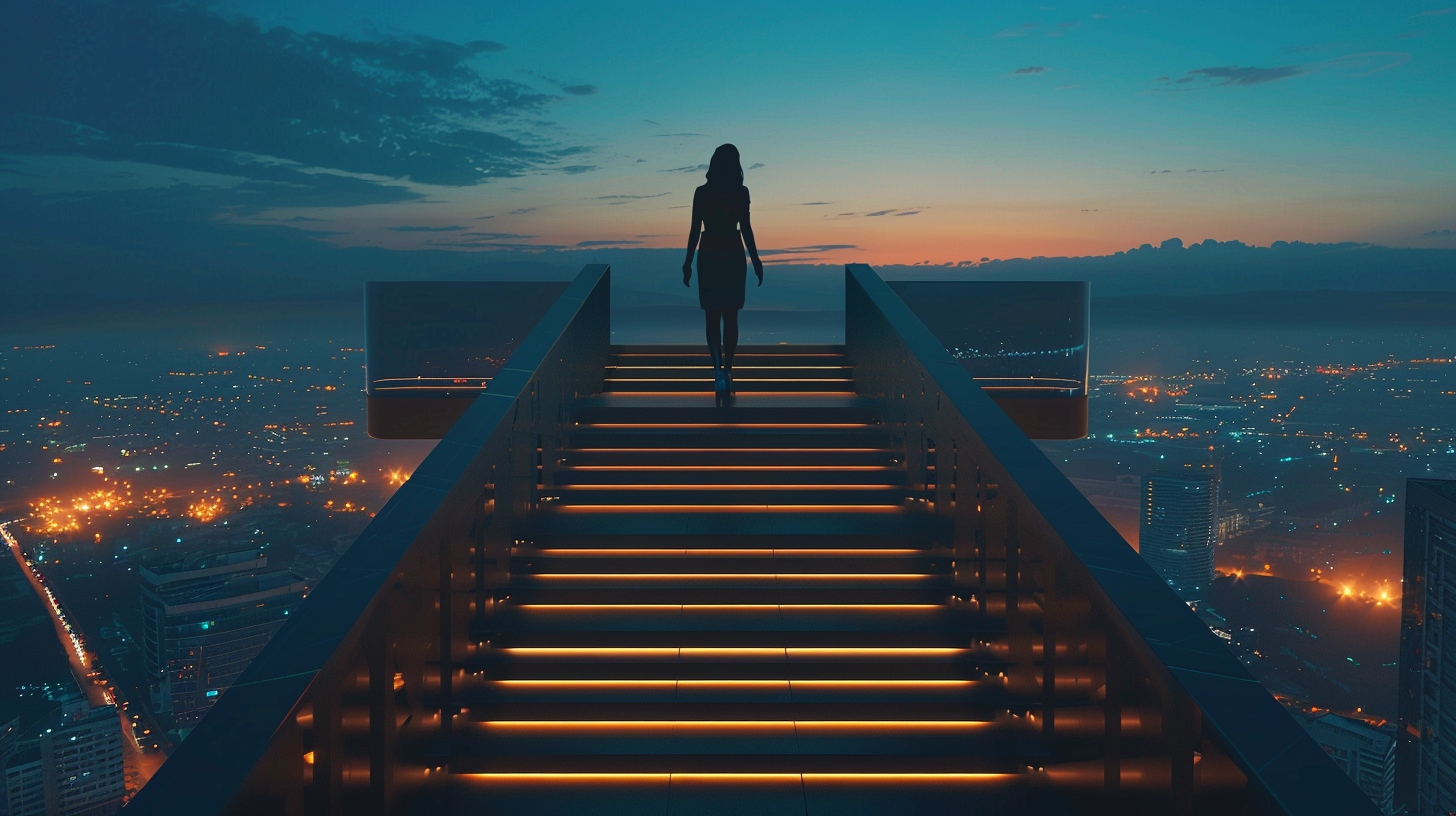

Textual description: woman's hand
[753,258,764,286]
[682,262,692,287]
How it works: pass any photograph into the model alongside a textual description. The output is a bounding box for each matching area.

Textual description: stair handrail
[844,263,1374,815]
[127,265,611,815]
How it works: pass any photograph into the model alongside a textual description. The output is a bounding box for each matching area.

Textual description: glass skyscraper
[140,549,307,738]
[1140,466,1220,604]
[1398,477,1456,816]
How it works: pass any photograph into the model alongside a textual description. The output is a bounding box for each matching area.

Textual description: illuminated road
[2,521,165,794]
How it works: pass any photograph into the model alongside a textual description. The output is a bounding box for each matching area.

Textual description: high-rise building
[1140,466,1220,603]
[2,703,125,816]
[139,549,306,738]
[1398,477,1456,816]
[1302,712,1397,814]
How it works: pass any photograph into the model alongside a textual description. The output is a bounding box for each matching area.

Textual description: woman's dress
[693,184,750,310]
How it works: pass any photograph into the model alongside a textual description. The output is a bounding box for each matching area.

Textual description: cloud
[1424,229,1456,236]
[561,85,598,96]
[389,225,465,232]
[1014,66,1047,75]
[427,239,565,249]
[588,193,671,200]
[1411,8,1454,17]
[994,23,1039,37]
[758,244,859,256]
[560,165,597,174]
[748,163,766,170]
[866,209,897,216]
[508,207,539,214]
[1319,51,1411,76]
[1059,21,1081,28]
[576,239,643,246]
[661,165,710,173]
[0,2,591,187]
[1185,65,1305,85]
[1166,52,1410,90]
[643,119,660,125]
[894,210,921,216]
[801,201,832,205]
[424,231,563,249]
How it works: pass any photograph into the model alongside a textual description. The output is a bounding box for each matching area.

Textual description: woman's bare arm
[741,210,764,286]
[682,194,702,286]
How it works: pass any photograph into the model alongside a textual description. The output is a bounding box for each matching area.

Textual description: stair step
[459,678,1009,706]
[553,467,907,486]
[608,365,852,378]
[466,662,1002,681]
[562,448,900,467]
[504,588,953,605]
[473,629,1002,648]
[544,485,917,507]
[565,428,898,450]
[489,603,980,633]
[510,554,950,573]
[604,378,853,393]
[522,535,943,551]
[610,355,849,368]
[513,571,946,588]
[612,344,847,353]
[531,510,950,537]
[426,771,1079,816]
[457,718,1034,756]
[442,753,1037,776]
[472,646,991,664]
[574,406,879,426]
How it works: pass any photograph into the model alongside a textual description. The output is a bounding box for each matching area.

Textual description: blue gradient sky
[3,1,1453,268]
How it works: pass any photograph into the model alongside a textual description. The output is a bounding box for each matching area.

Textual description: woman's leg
[704,308,726,393]
[704,308,723,351]
[721,309,739,393]
[721,309,739,362]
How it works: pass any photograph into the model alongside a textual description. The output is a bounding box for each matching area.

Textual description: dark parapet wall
[365,280,572,438]
[888,280,1089,439]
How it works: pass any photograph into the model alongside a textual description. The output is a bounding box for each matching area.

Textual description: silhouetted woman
[682,144,764,395]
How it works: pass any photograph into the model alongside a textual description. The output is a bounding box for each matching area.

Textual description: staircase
[442,345,1074,814]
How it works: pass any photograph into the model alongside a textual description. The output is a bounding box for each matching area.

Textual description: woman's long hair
[705,144,744,188]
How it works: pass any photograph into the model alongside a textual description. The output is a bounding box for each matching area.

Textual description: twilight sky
[2,1,1454,273]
